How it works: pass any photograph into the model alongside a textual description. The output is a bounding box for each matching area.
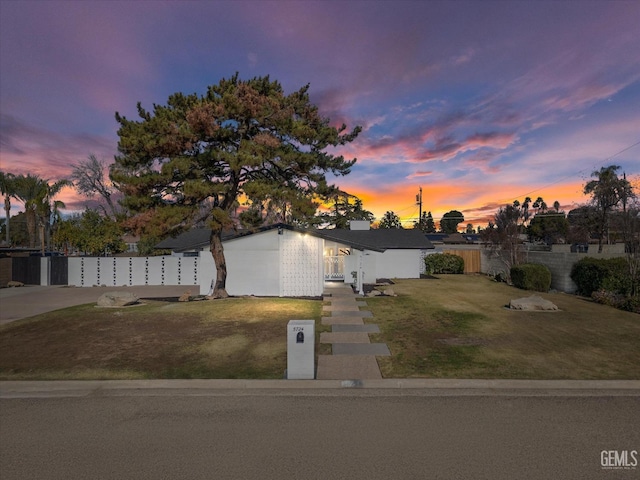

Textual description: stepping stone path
[316,283,390,380]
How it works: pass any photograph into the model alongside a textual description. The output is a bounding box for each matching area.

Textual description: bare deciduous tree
[71,154,119,218]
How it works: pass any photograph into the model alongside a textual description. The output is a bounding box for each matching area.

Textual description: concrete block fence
[67,256,199,287]
[1,256,200,288]
[480,247,627,293]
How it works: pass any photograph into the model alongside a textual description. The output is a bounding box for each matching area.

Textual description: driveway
[0,285,193,325]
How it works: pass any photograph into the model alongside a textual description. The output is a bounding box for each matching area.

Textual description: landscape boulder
[97,291,139,307]
[509,295,558,311]
[7,281,24,288]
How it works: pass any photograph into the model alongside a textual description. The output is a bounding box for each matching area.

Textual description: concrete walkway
[316,283,390,380]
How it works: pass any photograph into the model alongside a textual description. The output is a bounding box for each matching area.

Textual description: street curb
[2,379,640,398]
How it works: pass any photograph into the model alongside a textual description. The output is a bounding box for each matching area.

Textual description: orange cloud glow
[340,178,591,229]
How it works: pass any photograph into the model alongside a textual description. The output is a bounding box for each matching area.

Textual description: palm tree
[0,171,16,245]
[13,174,42,248]
[13,175,71,251]
[584,165,632,253]
[37,179,72,254]
[533,196,547,214]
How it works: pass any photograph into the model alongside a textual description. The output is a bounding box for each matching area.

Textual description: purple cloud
[1,0,638,224]
[0,115,116,180]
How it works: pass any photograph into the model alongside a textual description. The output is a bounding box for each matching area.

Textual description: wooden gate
[443,249,481,273]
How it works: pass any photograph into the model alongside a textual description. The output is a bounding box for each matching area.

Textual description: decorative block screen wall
[67,256,199,287]
[280,232,323,297]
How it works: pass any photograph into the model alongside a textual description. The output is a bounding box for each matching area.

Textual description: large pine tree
[112,74,360,297]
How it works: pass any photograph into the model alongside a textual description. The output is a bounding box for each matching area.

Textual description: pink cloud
[406,171,433,179]
[541,82,630,113]
[0,115,117,214]
[412,131,518,163]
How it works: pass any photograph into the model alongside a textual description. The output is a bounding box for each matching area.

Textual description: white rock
[97,291,139,307]
[510,295,558,311]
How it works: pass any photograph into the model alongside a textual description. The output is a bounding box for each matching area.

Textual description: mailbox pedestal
[287,320,315,379]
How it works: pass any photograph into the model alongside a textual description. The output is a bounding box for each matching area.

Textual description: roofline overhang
[157,222,434,253]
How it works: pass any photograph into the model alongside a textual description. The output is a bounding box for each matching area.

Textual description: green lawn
[367,275,640,379]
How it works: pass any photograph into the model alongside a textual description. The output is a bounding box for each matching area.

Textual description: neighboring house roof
[155,223,435,253]
[121,234,140,244]
[426,233,480,244]
[155,228,212,252]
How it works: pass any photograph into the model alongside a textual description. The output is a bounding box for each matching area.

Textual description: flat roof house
[156,222,434,296]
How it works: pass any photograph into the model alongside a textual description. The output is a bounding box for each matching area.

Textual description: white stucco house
[155,221,434,297]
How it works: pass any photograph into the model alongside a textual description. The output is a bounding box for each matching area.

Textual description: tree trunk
[209,228,229,298]
[26,209,36,248]
[597,209,607,253]
[39,223,45,256]
[4,198,9,245]
[105,194,118,220]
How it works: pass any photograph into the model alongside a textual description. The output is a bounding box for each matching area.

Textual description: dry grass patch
[0,297,321,380]
[368,275,640,379]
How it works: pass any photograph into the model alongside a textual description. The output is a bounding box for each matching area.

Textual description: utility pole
[622,172,627,213]
[416,187,423,225]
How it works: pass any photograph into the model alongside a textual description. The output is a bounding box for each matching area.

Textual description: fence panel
[11,257,40,285]
[66,256,200,287]
[50,256,68,285]
[443,249,481,273]
[0,257,12,286]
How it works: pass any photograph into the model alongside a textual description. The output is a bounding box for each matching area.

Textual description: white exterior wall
[344,250,377,286]
[374,249,423,279]
[211,231,281,296]
[199,229,324,297]
[343,249,423,286]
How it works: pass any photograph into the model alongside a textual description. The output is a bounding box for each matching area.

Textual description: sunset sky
[1,0,639,228]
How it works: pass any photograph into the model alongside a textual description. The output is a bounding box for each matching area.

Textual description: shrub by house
[510,263,552,292]
[424,253,464,275]
[570,257,630,297]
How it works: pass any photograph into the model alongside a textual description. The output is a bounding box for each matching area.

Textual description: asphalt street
[1,385,638,480]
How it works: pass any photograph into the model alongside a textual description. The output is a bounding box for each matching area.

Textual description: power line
[381,140,639,227]
[606,140,640,160]
[486,139,640,207]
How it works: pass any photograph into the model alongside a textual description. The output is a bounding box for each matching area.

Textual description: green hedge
[510,263,551,292]
[570,257,631,297]
[424,253,464,274]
